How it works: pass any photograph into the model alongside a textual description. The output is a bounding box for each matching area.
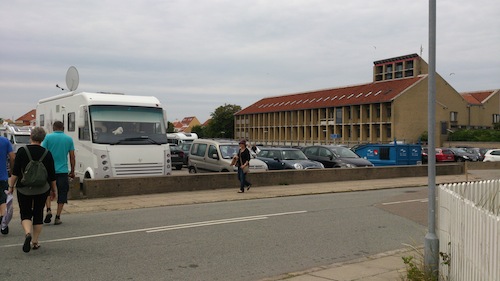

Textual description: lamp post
[425,0,439,275]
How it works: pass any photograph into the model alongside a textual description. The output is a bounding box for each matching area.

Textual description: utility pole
[425,0,439,275]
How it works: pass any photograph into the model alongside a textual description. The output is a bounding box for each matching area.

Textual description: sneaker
[1,226,8,235]
[44,212,52,224]
[54,218,62,225]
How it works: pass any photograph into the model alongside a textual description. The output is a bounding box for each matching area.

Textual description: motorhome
[167,132,198,146]
[36,91,173,182]
[0,123,32,152]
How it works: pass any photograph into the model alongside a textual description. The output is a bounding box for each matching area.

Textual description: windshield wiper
[111,136,162,145]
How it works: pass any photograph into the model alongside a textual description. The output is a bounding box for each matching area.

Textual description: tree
[167,121,175,133]
[190,125,206,138]
[205,104,241,138]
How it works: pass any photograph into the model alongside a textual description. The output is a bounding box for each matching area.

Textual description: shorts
[56,174,69,204]
[0,180,7,204]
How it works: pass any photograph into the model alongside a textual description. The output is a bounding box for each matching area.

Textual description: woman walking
[235,140,251,193]
[8,127,57,252]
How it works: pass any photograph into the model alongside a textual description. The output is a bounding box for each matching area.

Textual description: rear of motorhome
[36,91,172,182]
[167,132,198,146]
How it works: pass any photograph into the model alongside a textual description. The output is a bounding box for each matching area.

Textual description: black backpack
[20,147,49,187]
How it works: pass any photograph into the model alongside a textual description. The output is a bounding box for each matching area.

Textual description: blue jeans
[237,167,251,191]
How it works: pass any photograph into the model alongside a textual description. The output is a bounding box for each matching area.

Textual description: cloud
[1,0,498,122]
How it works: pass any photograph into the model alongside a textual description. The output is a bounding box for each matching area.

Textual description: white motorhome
[167,132,198,146]
[36,91,173,182]
[0,123,32,152]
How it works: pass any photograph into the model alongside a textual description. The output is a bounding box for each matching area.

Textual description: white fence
[438,180,500,281]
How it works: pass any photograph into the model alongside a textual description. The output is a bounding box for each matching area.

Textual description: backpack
[20,147,49,187]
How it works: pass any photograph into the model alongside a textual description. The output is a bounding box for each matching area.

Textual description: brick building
[234,54,499,146]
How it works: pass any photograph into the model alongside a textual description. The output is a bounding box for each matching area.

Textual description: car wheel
[457,158,465,162]
[188,167,197,174]
[175,165,183,170]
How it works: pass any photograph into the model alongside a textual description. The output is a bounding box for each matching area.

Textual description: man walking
[42,121,75,225]
[1,135,15,234]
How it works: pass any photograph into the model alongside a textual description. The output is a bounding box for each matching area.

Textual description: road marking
[0,210,307,249]
[146,211,307,233]
[381,198,428,205]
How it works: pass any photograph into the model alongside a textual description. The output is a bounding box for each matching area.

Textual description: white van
[188,139,267,173]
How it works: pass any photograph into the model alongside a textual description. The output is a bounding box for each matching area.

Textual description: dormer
[373,53,428,82]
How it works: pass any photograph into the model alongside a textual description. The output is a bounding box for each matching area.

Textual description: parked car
[169,145,185,170]
[256,147,324,170]
[483,149,500,162]
[180,142,192,166]
[422,147,455,163]
[449,147,479,162]
[188,139,268,173]
[301,145,373,168]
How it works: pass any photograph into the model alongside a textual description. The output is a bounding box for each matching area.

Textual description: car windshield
[330,147,359,158]
[451,148,466,153]
[282,150,308,160]
[89,105,167,145]
[220,144,239,159]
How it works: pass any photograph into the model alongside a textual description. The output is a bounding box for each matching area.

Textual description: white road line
[381,198,428,205]
[0,210,307,248]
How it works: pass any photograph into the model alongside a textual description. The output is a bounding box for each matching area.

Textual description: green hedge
[448,129,500,142]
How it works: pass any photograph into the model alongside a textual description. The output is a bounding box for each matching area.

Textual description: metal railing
[438,180,500,281]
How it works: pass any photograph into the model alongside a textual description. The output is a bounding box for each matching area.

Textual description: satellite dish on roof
[66,66,79,91]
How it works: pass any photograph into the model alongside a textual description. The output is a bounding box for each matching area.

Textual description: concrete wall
[73,163,483,199]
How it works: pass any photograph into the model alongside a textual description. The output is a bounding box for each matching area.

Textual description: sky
[1,0,499,123]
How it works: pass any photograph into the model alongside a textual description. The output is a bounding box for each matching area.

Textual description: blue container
[352,141,422,166]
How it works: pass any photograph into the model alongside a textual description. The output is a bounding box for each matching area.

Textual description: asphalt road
[1,187,427,281]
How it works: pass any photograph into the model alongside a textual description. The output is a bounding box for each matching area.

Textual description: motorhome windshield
[89,105,167,145]
[13,135,30,144]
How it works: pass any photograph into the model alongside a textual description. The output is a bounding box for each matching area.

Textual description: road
[1,186,427,281]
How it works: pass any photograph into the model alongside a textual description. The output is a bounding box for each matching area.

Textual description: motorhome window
[68,112,76,132]
[39,114,45,127]
[89,105,167,144]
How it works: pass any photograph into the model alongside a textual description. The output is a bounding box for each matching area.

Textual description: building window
[493,114,500,124]
[386,125,391,138]
[68,112,76,132]
[441,122,448,135]
[450,112,458,122]
[375,104,381,117]
[336,108,342,124]
[346,107,351,120]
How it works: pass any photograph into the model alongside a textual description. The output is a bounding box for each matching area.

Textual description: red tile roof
[16,109,36,125]
[236,76,426,115]
[460,90,498,105]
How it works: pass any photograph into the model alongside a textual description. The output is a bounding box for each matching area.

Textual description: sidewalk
[12,170,500,281]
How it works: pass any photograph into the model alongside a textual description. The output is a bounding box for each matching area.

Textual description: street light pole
[425,0,439,275]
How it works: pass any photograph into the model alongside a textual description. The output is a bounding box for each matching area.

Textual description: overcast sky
[1,0,499,123]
